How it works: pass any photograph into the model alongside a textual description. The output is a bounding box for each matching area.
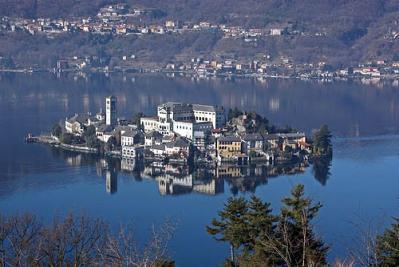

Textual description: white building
[145,131,163,146]
[141,117,160,133]
[270,28,283,36]
[122,145,144,159]
[173,121,213,140]
[121,130,143,146]
[65,113,93,135]
[141,102,225,137]
[164,138,190,156]
[105,95,117,126]
[192,104,225,129]
[157,102,194,123]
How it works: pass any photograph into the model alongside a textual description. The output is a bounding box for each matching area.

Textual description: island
[28,96,332,170]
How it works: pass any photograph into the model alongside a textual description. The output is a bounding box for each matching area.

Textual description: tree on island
[83,125,101,149]
[105,136,118,151]
[228,108,243,121]
[227,108,271,134]
[60,132,73,144]
[51,123,62,138]
[132,112,144,129]
[312,125,332,157]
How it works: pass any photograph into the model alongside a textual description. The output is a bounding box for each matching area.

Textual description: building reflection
[106,169,117,194]
[51,147,332,196]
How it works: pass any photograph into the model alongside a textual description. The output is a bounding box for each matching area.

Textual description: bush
[51,123,62,138]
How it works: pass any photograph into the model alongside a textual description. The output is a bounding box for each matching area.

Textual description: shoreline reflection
[54,148,332,196]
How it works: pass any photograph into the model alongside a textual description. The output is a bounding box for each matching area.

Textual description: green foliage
[246,112,269,134]
[376,218,399,266]
[208,185,328,266]
[227,108,272,134]
[83,125,101,148]
[51,123,62,138]
[105,136,118,151]
[245,196,276,251]
[276,125,298,134]
[1,1,399,67]
[277,184,328,266]
[133,112,144,129]
[312,124,332,157]
[228,107,243,121]
[60,132,73,144]
[83,125,96,138]
[207,197,249,249]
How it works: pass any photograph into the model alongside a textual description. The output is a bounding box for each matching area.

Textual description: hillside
[1,0,399,68]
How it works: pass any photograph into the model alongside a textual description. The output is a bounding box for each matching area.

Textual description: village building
[140,102,224,140]
[122,145,144,159]
[95,124,113,142]
[217,136,242,159]
[64,113,99,135]
[242,133,264,153]
[149,144,166,157]
[121,130,143,146]
[145,131,163,146]
[165,137,190,156]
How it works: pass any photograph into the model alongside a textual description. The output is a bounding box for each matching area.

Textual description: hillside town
[2,3,399,81]
[0,4,306,40]
[34,95,331,168]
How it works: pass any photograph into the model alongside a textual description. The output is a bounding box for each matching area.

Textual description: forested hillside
[1,0,399,68]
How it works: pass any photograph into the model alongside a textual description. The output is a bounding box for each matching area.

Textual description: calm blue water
[0,73,398,266]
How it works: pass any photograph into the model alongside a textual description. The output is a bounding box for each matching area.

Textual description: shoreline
[1,68,398,82]
[29,134,308,166]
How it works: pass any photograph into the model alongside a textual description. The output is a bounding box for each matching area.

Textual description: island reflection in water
[52,148,332,196]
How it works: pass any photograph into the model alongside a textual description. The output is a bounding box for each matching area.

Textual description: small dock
[25,134,60,145]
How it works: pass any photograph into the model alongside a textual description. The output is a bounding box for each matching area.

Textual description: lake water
[0,73,398,266]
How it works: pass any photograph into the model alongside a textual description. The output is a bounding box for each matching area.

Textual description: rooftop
[165,137,190,148]
[192,104,223,113]
[218,136,241,142]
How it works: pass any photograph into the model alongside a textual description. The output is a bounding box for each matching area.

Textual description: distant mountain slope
[1,0,399,67]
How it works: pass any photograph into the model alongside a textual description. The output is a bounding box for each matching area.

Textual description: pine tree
[245,196,276,251]
[207,197,249,263]
[276,184,328,267]
[240,196,279,266]
[376,218,399,266]
[313,124,332,157]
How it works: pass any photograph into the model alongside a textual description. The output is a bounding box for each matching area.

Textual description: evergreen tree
[51,123,62,138]
[240,196,279,266]
[228,108,243,121]
[207,197,249,263]
[276,184,328,267]
[83,125,100,148]
[106,136,118,151]
[376,218,399,266]
[245,196,276,251]
[312,125,332,157]
[132,112,144,129]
